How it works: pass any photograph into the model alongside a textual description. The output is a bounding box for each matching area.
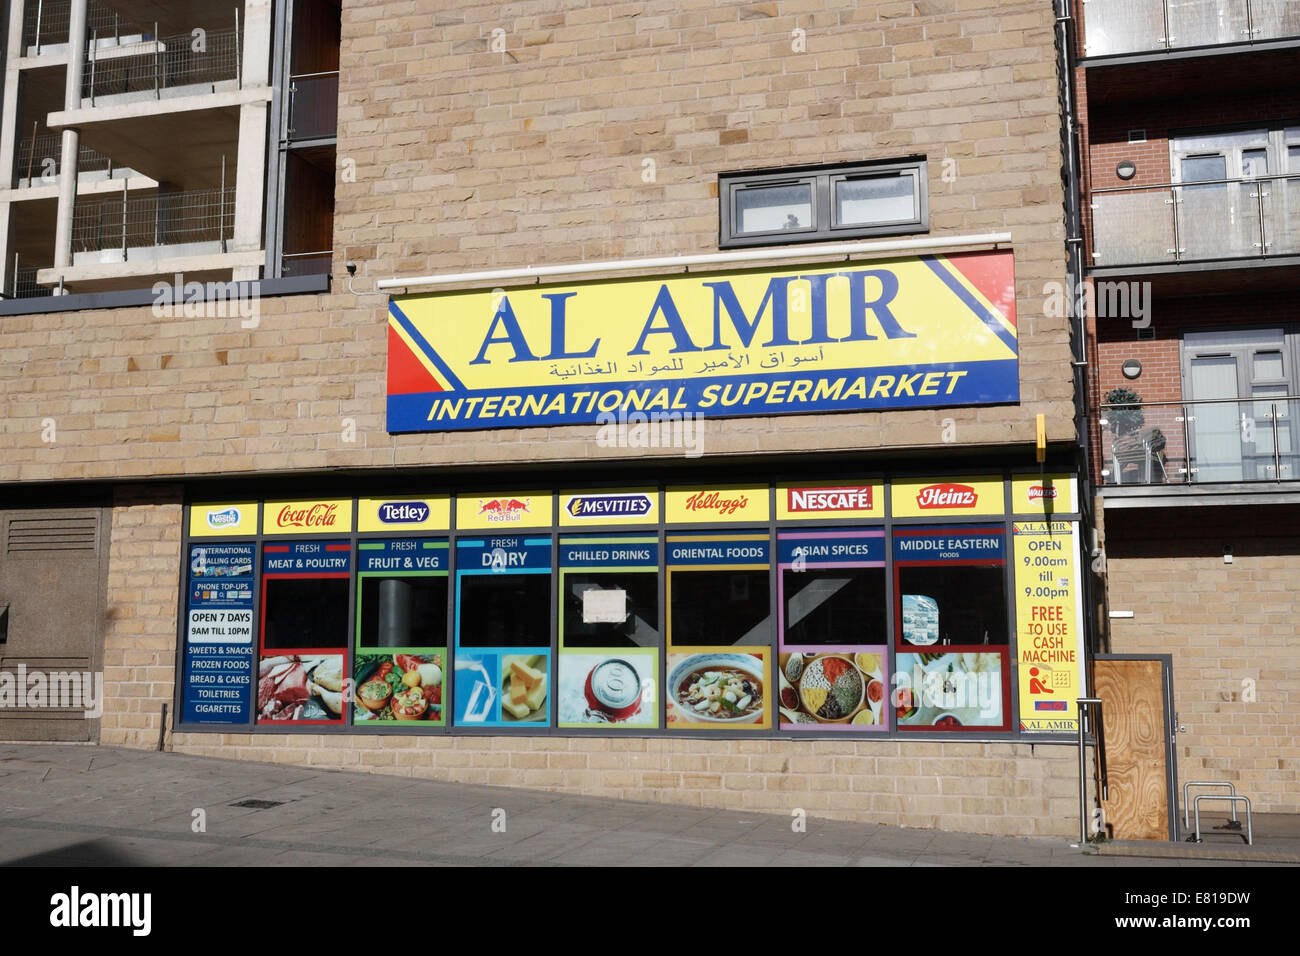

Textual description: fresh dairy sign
[387,250,1018,431]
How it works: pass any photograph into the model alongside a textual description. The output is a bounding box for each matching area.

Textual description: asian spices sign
[386,249,1018,431]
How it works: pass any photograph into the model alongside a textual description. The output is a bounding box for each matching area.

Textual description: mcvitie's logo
[206,507,240,529]
[915,483,977,509]
[566,494,653,519]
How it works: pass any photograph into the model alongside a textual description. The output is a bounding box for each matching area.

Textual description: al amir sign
[386,250,1017,432]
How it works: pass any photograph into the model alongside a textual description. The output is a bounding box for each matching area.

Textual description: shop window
[453,537,552,728]
[557,535,660,729]
[353,539,448,725]
[776,529,889,730]
[257,541,352,725]
[891,526,1010,732]
[182,542,256,725]
[665,532,772,730]
[719,159,928,249]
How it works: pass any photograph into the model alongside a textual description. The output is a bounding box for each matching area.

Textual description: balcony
[1090,175,1300,269]
[1098,396,1298,486]
[287,72,339,142]
[1081,0,1300,58]
[69,186,236,263]
[82,28,243,104]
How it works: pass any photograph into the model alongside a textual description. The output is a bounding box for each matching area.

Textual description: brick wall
[1102,503,1300,813]
[0,0,1074,485]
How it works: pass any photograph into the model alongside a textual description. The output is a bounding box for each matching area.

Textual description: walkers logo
[477,498,530,523]
[786,486,873,513]
[565,493,653,519]
[377,501,431,524]
[1027,485,1057,502]
[205,507,241,529]
[49,886,151,936]
[915,483,978,509]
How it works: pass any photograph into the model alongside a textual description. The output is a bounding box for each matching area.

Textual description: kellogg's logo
[1027,485,1058,502]
[477,498,530,522]
[915,484,978,509]
[684,491,748,516]
[275,503,339,528]
[206,507,241,529]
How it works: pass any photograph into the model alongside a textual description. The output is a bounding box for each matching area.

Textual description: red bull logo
[477,497,530,522]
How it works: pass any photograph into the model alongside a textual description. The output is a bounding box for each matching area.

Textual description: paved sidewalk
[0,743,1290,867]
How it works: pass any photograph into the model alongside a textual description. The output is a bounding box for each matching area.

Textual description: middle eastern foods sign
[386,249,1017,431]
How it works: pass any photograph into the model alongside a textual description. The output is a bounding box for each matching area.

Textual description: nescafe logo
[915,484,977,509]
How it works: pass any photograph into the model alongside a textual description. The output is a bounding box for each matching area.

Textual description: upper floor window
[719,159,928,249]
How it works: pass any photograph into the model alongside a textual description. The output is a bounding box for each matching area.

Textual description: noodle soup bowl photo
[668,653,765,724]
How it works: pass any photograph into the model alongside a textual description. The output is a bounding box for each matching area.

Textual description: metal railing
[71,185,236,257]
[7,262,55,299]
[84,25,241,102]
[22,1,149,54]
[281,251,333,275]
[1081,0,1300,57]
[287,71,340,141]
[1090,174,1300,267]
[13,132,114,185]
[1098,395,1299,485]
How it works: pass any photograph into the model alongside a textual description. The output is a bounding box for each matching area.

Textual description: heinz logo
[206,507,241,529]
[916,484,977,509]
[478,498,530,522]
[567,494,652,518]
[1027,485,1058,501]
[684,491,748,516]
[377,501,430,524]
[787,486,872,513]
[276,503,339,528]
[1035,700,1068,711]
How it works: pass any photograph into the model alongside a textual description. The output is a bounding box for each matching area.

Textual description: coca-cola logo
[915,484,977,509]
[276,503,339,528]
[685,491,748,516]
[1027,485,1057,501]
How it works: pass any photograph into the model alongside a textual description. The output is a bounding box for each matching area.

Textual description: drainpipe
[52,0,89,280]
[1054,2,1100,646]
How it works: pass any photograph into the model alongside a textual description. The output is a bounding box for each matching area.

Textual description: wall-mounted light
[1121,358,1142,379]
[1116,160,1137,181]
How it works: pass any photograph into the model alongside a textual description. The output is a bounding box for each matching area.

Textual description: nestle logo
[787,486,872,513]
[567,494,652,518]
[377,501,430,524]
[1034,700,1068,711]
[206,508,240,529]
[1028,485,1058,501]
[916,483,977,509]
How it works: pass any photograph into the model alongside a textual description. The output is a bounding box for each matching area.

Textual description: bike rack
[1182,781,1239,832]
[1190,794,1252,846]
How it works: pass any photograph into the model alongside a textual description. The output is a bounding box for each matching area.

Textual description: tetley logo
[916,483,978,509]
[377,501,430,524]
[206,507,240,529]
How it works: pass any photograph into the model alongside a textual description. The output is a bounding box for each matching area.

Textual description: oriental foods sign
[386,249,1018,432]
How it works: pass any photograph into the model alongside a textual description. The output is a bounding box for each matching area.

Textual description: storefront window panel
[454,536,552,728]
[665,532,772,730]
[557,536,659,729]
[891,526,1011,732]
[777,530,888,730]
[182,541,256,725]
[257,540,352,724]
[353,538,448,726]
